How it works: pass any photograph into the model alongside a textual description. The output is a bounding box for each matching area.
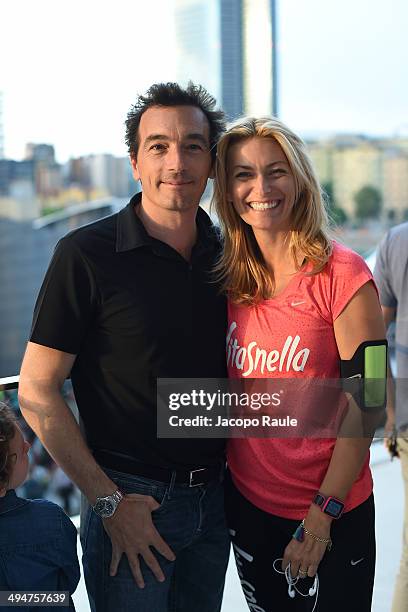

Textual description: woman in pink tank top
[212,117,386,611]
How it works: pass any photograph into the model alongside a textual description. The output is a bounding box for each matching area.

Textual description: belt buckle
[189,468,206,487]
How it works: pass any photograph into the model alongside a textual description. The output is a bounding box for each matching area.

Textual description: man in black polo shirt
[18,82,230,612]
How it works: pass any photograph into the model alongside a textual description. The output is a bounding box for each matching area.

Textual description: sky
[278,0,408,139]
[1,0,407,162]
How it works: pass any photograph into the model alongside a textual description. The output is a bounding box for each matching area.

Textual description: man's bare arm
[18,341,175,587]
[18,342,116,503]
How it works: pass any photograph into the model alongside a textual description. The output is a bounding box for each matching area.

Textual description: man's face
[130,105,213,213]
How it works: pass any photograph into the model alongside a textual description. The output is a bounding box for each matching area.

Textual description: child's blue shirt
[0,490,80,610]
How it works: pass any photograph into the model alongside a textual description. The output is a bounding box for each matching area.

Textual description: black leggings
[225,473,376,612]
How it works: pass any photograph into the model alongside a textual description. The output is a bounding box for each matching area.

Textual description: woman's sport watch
[313,492,344,519]
[93,489,124,518]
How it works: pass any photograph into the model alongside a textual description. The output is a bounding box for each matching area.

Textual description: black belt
[93,449,225,487]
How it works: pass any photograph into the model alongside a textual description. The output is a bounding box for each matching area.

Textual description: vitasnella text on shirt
[227,321,310,377]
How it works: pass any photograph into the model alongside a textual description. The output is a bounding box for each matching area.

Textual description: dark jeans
[80,468,230,612]
[225,472,376,612]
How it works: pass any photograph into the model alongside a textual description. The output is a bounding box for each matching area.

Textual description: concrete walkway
[72,443,403,612]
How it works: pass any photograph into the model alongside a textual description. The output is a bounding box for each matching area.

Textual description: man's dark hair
[125,82,226,162]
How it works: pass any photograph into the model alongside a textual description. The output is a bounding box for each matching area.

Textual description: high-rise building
[175,0,278,120]
[64,156,91,191]
[25,143,55,164]
[86,154,115,196]
[175,0,222,105]
[0,159,35,196]
[242,0,278,117]
[84,154,133,199]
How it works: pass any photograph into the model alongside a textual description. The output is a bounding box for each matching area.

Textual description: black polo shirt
[30,193,227,469]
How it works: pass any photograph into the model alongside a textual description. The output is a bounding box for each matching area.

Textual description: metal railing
[0,375,19,391]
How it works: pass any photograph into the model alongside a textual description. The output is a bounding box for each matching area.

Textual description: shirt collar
[0,489,29,515]
[115,192,219,254]
[115,192,152,252]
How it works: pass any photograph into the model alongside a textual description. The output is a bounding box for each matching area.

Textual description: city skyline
[1,0,408,162]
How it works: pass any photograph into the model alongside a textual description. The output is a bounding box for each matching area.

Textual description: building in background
[25,144,63,201]
[175,0,222,108]
[25,143,55,164]
[219,0,243,120]
[87,153,116,195]
[307,140,333,186]
[383,151,408,221]
[0,158,38,220]
[174,0,278,120]
[0,199,124,377]
[242,0,278,117]
[332,140,383,218]
[307,134,408,222]
[0,92,4,159]
[0,146,133,220]
[85,154,132,199]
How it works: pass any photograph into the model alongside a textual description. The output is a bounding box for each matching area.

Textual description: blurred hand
[384,412,395,438]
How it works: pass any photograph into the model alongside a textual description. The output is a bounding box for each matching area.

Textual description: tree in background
[354,185,382,220]
[322,182,348,225]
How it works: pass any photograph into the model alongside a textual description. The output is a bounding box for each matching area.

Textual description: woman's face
[227,136,296,234]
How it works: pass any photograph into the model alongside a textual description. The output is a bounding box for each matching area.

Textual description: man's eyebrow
[144,134,170,147]
[143,133,209,147]
[184,133,209,145]
[232,161,289,170]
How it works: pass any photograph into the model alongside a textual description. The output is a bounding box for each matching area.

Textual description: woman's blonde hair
[212,116,332,305]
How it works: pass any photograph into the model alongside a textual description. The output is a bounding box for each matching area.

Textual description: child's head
[0,403,30,496]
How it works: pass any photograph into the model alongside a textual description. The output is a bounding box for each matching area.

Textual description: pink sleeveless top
[227,242,375,519]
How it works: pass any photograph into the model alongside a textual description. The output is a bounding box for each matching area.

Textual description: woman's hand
[282,505,332,578]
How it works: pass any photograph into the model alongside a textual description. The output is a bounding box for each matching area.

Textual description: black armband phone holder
[340,340,388,412]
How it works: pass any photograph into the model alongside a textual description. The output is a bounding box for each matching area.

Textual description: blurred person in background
[52,466,75,515]
[213,116,386,611]
[18,82,230,612]
[374,222,408,612]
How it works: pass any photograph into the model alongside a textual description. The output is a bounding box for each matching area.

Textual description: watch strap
[313,493,326,508]
[111,489,124,504]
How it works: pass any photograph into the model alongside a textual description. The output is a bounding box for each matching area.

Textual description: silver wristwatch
[93,489,124,518]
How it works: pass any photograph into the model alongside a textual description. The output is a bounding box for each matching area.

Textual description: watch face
[325,499,344,518]
[94,498,115,518]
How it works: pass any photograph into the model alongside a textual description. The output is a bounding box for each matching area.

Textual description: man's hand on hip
[102,493,176,588]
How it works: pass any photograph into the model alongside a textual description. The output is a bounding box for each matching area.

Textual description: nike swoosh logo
[351,558,364,566]
[291,301,306,307]
[348,374,362,379]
